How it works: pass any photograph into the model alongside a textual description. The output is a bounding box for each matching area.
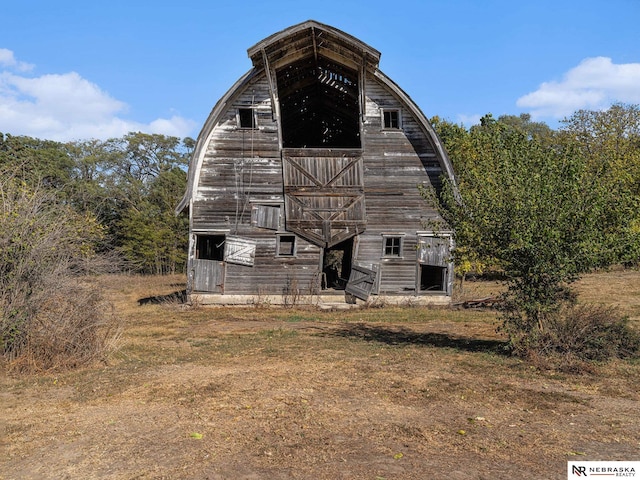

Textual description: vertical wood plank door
[345,264,378,301]
[193,260,225,293]
[417,236,451,267]
[282,148,366,247]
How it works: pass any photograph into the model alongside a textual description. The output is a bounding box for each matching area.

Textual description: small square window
[238,108,256,128]
[196,235,225,261]
[277,234,296,257]
[383,110,400,129]
[382,236,403,257]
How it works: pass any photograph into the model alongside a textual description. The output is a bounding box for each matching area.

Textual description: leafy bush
[429,114,640,364]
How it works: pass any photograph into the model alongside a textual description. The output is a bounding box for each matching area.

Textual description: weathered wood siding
[355,75,444,294]
[193,77,281,230]
[191,75,324,295]
[189,69,448,296]
[222,236,322,295]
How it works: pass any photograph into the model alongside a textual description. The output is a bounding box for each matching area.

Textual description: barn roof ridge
[247,19,381,71]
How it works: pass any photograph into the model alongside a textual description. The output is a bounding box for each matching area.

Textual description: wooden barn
[176,20,457,305]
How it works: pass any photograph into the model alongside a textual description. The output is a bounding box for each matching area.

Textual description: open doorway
[321,238,354,290]
[419,264,447,293]
[192,234,226,293]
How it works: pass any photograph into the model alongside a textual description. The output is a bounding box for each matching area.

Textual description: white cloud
[517,57,640,119]
[456,113,482,127]
[148,116,199,138]
[0,49,197,141]
[0,48,34,72]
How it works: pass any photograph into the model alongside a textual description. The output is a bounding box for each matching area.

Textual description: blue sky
[1,0,639,141]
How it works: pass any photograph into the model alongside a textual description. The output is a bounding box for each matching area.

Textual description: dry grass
[575,267,640,324]
[1,271,639,479]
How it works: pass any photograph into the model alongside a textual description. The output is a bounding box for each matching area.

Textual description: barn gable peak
[247,20,381,72]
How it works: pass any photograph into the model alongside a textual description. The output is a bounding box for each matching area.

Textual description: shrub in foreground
[1,174,121,373]
[9,278,122,373]
[510,304,640,371]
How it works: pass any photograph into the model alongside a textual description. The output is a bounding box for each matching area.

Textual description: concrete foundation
[187,293,451,308]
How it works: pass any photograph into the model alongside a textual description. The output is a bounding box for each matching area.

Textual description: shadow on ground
[138,290,187,305]
[328,323,510,354]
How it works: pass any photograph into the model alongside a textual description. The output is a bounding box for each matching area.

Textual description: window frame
[195,234,226,261]
[276,233,297,257]
[381,233,405,259]
[419,264,448,293]
[238,107,257,129]
[381,108,401,130]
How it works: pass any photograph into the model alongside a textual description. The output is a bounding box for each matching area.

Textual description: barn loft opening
[277,56,360,148]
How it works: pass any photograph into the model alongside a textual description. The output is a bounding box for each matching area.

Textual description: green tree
[106,133,191,273]
[1,130,194,275]
[0,133,74,191]
[426,116,636,352]
[560,103,640,265]
[497,113,554,143]
[118,167,188,274]
[428,117,492,283]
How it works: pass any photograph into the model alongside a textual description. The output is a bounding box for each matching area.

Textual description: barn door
[321,237,354,290]
[191,234,226,293]
[192,260,225,293]
[282,148,366,247]
[417,236,450,267]
[224,236,257,266]
[345,264,379,301]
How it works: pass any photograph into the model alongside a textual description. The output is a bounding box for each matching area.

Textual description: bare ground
[1,272,639,479]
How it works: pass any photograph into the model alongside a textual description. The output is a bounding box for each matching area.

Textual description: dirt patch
[1,274,640,479]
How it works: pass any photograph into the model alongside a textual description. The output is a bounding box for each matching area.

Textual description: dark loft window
[238,108,256,128]
[277,234,296,257]
[383,110,400,129]
[383,236,402,257]
[196,235,225,261]
[277,56,361,148]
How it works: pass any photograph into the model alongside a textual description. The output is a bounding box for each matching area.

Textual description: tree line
[1,132,194,369]
[0,131,193,275]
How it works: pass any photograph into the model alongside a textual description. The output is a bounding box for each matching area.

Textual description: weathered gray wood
[345,264,378,300]
[282,149,366,247]
[251,204,281,230]
[193,259,224,293]
[180,21,457,300]
[224,236,257,266]
[418,236,451,267]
